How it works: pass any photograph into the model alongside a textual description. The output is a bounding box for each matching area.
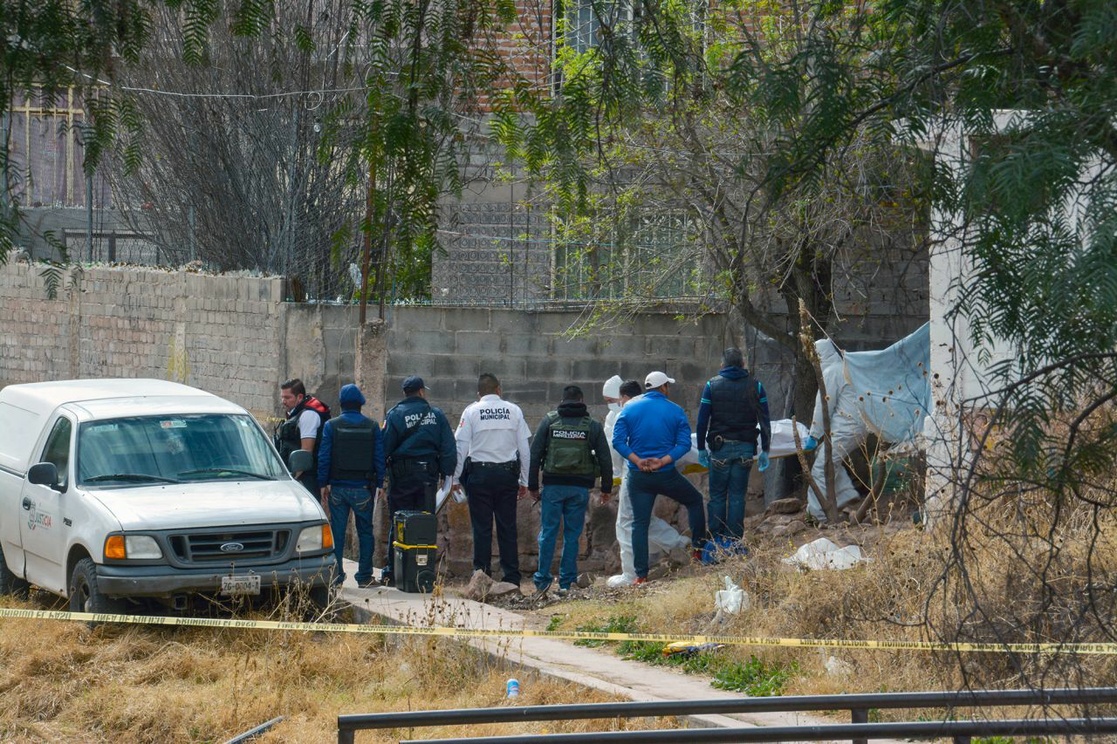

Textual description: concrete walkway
[336,561,898,740]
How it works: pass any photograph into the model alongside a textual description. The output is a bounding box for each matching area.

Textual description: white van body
[0,379,334,611]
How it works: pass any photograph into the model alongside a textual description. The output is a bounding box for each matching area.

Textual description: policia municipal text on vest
[543,412,597,476]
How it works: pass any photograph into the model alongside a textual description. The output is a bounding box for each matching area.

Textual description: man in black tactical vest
[695,348,772,547]
[276,378,331,495]
[316,384,384,587]
[527,385,612,596]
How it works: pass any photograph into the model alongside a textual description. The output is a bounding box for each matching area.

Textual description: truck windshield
[77,414,287,486]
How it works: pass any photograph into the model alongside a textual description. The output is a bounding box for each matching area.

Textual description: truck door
[19,415,72,594]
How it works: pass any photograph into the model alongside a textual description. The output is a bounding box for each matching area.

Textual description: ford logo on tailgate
[220,542,245,553]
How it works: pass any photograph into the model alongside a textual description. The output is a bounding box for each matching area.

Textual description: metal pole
[224,715,284,744]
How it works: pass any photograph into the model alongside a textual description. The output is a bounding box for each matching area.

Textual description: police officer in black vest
[695,348,772,546]
[317,384,385,587]
[379,376,456,587]
[276,378,331,495]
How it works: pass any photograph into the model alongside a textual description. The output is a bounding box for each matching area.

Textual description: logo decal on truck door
[27,504,53,531]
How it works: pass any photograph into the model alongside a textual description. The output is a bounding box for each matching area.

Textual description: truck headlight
[296,523,333,554]
[104,534,163,560]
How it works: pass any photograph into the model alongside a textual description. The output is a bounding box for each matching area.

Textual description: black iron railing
[337,687,1117,744]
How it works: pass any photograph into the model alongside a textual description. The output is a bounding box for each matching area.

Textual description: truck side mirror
[28,462,59,488]
[288,449,312,474]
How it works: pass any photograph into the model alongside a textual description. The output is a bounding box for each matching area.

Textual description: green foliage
[711,655,795,697]
[570,616,794,696]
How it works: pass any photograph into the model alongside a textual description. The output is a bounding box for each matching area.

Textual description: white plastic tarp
[837,322,931,444]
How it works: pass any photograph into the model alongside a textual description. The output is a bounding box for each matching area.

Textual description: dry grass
[0,596,664,743]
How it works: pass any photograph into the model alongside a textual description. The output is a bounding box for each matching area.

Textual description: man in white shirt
[452,373,531,587]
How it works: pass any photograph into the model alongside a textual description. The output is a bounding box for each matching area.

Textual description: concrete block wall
[382,305,732,424]
[0,262,357,422]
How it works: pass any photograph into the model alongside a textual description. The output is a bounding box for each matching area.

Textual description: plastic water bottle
[505,678,520,698]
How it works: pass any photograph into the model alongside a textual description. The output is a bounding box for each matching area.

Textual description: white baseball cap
[602,375,623,399]
[644,371,676,389]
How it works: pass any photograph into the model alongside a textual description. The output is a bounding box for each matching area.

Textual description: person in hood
[317,383,384,587]
[695,347,772,545]
[528,385,612,596]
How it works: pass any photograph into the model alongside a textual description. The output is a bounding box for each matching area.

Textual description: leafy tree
[738,0,1117,681]
[4,0,519,307]
[494,0,928,425]
[0,0,220,266]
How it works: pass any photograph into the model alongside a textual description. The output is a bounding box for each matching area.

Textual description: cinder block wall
[0,262,357,422]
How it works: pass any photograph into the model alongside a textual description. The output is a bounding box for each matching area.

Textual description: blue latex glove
[758,451,770,472]
[803,436,818,452]
[697,449,710,468]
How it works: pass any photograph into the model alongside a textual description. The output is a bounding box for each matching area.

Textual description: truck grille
[169,529,291,563]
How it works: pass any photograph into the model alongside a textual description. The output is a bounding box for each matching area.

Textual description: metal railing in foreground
[337,687,1117,744]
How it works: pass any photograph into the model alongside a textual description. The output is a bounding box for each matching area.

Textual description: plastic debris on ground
[714,575,749,614]
[663,641,725,658]
[781,537,867,570]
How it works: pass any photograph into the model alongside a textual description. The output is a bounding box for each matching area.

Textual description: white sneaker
[606,573,635,588]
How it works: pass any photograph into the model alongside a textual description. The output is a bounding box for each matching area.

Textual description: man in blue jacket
[380,375,456,586]
[612,371,707,585]
[317,383,385,587]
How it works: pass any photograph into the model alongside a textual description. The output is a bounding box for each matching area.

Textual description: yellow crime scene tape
[2,607,1116,655]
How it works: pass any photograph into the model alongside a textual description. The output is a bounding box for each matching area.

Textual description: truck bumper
[95,554,335,597]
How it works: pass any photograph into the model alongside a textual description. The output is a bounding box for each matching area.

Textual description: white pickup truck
[0,379,335,613]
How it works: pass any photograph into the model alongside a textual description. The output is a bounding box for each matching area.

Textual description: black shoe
[380,575,395,587]
[357,577,378,588]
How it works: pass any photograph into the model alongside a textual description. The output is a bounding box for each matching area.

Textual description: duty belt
[391,459,434,476]
[472,460,518,472]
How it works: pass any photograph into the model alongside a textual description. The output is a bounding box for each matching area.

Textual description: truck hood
[85,480,325,531]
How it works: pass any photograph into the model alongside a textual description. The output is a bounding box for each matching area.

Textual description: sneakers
[555,586,569,598]
[380,574,395,588]
[692,548,704,563]
[357,577,378,588]
[632,577,649,587]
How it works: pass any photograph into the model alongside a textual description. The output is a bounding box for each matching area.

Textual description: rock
[772,520,807,538]
[769,498,803,515]
[464,569,518,601]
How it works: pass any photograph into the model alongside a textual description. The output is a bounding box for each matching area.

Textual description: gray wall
[0,262,736,425]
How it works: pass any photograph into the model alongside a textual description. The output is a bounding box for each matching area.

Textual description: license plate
[221,574,261,596]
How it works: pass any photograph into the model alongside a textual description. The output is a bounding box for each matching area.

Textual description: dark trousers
[464,466,521,585]
[628,468,706,579]
[382,470,437,578]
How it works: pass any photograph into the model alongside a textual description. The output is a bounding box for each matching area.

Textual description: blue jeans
[628,468,707,579]
[328,485,374,584]
[534,484,589,590]
[707,440,755,540]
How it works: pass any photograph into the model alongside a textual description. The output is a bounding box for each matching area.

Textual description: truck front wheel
[69,558,125,615]
[0,544,29,598]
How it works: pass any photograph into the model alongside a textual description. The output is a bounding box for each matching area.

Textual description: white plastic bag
[781,537,866,570]
[714,575,748,614]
